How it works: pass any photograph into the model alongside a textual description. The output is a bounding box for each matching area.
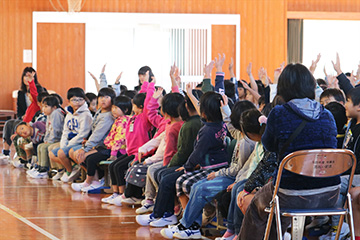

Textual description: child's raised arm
[88,71,100,92]
[229,58,239,100]
[201,61,215,93]
[214,53,226,95]
[332,53,354,94]
[186,83,200,116]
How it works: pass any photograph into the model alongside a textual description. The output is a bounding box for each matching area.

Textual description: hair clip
[258,115,267,126]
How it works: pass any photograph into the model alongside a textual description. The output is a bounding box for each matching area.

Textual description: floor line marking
[0,203,60,240]
[26,215,137,219]
[0,186,57,189]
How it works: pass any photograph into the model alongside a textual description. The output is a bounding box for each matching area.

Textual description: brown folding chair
[263,149,356,240]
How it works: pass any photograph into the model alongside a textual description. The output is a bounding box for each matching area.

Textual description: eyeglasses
[70,98,85,103]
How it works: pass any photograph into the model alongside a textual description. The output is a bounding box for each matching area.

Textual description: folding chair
[263,149,356,240]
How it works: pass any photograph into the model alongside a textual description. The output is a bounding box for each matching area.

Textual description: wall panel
[288,0,360,12]
[37,23,85,102]
[0,0,287,110]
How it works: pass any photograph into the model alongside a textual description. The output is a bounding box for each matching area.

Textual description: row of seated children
[3,52,360,240]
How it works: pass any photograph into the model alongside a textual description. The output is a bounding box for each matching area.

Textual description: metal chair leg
[347,193,356,240]
[291,216,305,240]
[274,196,283,240]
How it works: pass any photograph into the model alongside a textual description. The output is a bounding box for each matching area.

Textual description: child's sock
[2,150,10,156]
[223,230,235,238]
[66,171,71,176]
[355,236,360,240]
[145,199,154,205]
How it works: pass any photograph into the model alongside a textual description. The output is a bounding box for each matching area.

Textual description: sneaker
[305,216,330,230]
[121,197,142,205]
[319,222,350,240]
[60,171,70,183]
[172,222,201,239]
[71,182,88,192]
[81,180,104,193]
[215,233,235,240]
[12,159,24,168]
[101,193,119,204]
[67,165,81,182]
[0,155,10,165]
[136,213,159,226]
[150,213,178,227]
[110,194,125,206]
[161,224,182,239]
[136,203,154,214]
[29,170,49,179]
[52,169,65,181]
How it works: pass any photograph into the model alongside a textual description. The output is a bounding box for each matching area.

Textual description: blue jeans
[179,176,235,228]
[227,179,247,234]
[332,174,360,226]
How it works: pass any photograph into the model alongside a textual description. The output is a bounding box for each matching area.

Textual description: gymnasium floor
[0,139,216,240]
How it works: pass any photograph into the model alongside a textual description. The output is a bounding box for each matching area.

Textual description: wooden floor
[0,164,178,240]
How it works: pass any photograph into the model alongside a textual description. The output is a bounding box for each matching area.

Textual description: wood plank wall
[1,0,359,110]
[37,23,85,103]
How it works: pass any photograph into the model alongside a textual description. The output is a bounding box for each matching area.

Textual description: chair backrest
[282,149,356,178]
[273,149,357,200]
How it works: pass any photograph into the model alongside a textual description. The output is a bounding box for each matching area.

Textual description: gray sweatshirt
[44,108,65,143]
[82,109,114,152]
[60,103,93,149]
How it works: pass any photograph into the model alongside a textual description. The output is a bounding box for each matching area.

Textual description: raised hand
[101,64,107,73]
[115,72,123,84]
[214,53,225,72]
[229,57,235,78]
[203,61,215,79]
[220,94,228,107]
[144,70,150,82]
[241,80,251,90]
[153,87,163,99]
[246,62,252,76]
[88,71,97,81]
[331,52,342,75]
[309,53,321,74]
[258,67,269,87]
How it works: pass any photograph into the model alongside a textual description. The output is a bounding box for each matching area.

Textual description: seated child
[71,95,131,192]
[49,87,93,181]
[320,88,345,106]
[27,96,66,179]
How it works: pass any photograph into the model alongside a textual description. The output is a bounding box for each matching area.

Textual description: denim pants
[227,179,247,234]
[179,176,235,228]
[152,167,184,218]
[331,174,360,226]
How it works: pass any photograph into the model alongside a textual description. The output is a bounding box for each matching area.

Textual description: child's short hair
[50,93,63,105]
[320,88,345,104]
[86,92,97,103]
[325,102,347,134]
[42,96,60,108]
[346,87,360,106]
[224,80,235,99]
[113,95,132,115]
[161,93,184,118]
[67,87,86,100]
[98,87,116,101]
[120,85,128,92]
[230,100,256,131]
[199,91,223,123]
[121,90,137,99]
[271,95,285,108]
[240,108,266,135]
[15,121,28,132]
[317,78,328,90]
[37,91,49,103]
[278,63,316,102]
[132,93,146,109]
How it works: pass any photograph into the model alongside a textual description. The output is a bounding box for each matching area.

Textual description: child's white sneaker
[121,197,142,205]
[136,213,159,226]
[110,194,125,206]
[81,180,104,193]
[52,169,65,181]
[136,202,155,214]
[29,170,49,179]
[67,165,81,182]
[60,172,70,183]
[149,213,178,227]
[101,193,118,204]
[71,182,88,192]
